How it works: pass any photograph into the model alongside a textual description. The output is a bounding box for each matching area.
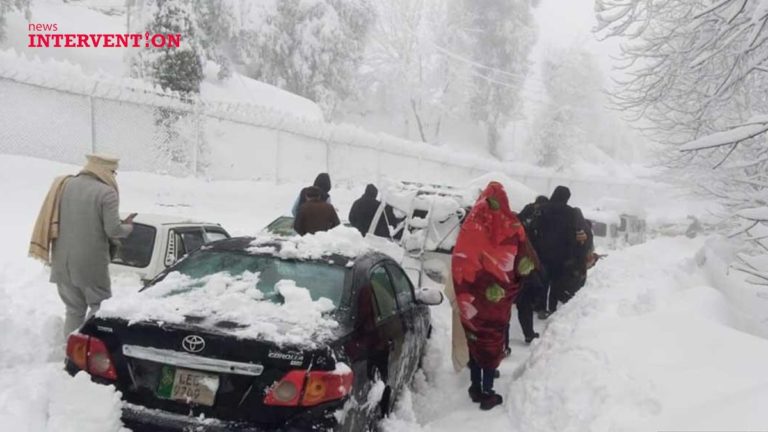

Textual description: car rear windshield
[168,250,346,307]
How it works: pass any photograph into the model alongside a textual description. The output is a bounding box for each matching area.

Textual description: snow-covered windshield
[165,250,346,307]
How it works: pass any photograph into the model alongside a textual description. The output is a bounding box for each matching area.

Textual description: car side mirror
[416,287,443,306]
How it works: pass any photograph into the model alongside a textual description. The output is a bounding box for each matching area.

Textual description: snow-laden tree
[234,0,374,116]
[135,0,206,172]
[596,0,768,204]
[127,0,238,81]
[596,0,768,282]
[354,0,472,142]
[528,47,603,169]
[0,0,30,42]
[192,0,238,79]
[147,0,204,96]
[465,0,537,158]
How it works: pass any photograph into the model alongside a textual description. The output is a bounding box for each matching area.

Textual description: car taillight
[302,370,354,406]
[66,333,89,370]
[87,337,118,380]
[65,333,118,381]
[264,370,305,406]
[264,367,354,407]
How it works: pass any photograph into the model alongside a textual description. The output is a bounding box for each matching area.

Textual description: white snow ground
[2,154,768,431]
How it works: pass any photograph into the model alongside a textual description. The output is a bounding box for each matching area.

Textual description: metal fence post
[89,82,98,154]
[192,97,201,177]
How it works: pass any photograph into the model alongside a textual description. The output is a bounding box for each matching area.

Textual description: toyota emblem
[181,335,205,353]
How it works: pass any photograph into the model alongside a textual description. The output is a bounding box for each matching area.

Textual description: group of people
[291,172,397,238]
[292,175,596,411]
[33,158,593,415]
[449,182,595,411]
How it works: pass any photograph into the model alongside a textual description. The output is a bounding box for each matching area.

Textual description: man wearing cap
[30,154,135,337]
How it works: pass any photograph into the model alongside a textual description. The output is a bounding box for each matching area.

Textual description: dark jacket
[291,173,332,217]
[294,199,340,235]
[572,208,593,285]
[532,186,576,274]
[349,184,385,236]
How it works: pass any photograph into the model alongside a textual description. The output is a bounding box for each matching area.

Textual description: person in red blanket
[452,181,536,410]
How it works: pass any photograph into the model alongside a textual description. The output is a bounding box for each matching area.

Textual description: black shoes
[479,391,503,410]
[537,310,552,320]
[525,332,540,344]
[468,385,483,403]
[471,386,504,410]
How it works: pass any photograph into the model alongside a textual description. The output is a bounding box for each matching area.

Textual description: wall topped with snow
[0,48,657,204]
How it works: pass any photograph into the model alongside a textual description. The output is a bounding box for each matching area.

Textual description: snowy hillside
[1,155,767,431]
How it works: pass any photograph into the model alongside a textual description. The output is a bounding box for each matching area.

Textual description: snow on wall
[0,48,657,204]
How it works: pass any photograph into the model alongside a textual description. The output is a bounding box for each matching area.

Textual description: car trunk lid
[82,317,337,427]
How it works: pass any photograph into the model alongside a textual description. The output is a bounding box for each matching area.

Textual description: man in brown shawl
[30,154,134,337]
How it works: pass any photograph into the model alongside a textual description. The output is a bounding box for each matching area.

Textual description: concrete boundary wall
[0,70,658,204]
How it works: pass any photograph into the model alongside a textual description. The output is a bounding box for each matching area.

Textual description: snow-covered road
[2,155,768,431]
[381,234,768,432]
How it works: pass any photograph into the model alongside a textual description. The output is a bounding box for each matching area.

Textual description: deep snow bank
[507,237,768,432]
[381,236,768,432]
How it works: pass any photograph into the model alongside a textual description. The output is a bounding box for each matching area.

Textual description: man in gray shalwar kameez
[34,154,134,337]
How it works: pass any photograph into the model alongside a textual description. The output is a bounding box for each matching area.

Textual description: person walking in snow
[531,185,583,317]
[30,154,134,338]
[569,207,593,293]
[291,173,332,217]
[513,238,544,345]
[348,184,399,238]
[452,182,536,410]
[517,195,551,322]
[349,184,381,236]
[294,186,340,235]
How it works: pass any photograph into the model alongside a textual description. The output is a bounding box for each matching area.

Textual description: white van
[109,214,230,283]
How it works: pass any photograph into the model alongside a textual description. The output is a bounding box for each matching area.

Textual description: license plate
[157,366,219,406]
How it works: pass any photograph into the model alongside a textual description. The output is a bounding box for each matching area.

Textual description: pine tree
[192,0,237,80]
[148,0,204,96]
[142,0,205,173]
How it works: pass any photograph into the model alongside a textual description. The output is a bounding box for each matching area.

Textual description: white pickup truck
[109,214,230,283]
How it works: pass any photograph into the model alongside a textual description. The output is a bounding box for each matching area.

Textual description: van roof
[120,213,222,227]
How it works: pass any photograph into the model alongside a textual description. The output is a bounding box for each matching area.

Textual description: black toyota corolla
[65,236,442,431]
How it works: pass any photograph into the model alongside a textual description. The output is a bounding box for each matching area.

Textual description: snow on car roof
[198,226,404,264]
[249,225,374,260]
[122,213,222,227]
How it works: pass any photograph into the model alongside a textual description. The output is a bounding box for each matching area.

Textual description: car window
[165,251,347,308]
[266,216,298,236]
[181,230,205,252]
[111,223,156,268]
[204,227,229,243]
[386,263,415,308]
[370,266,397,321]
